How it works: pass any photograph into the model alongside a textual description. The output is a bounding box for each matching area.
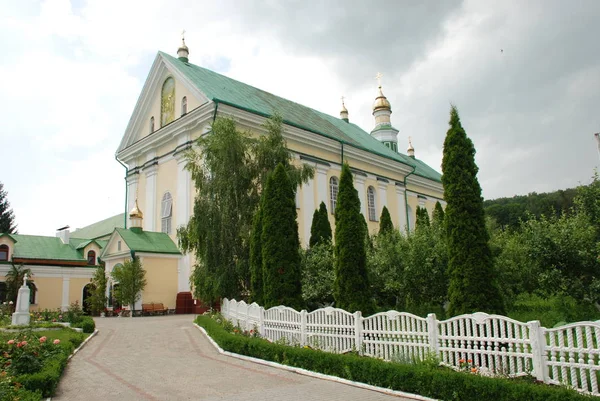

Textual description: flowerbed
[0,329,85,399]
[196,314,595,401]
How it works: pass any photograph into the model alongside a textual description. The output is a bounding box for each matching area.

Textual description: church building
[112,37,445,299]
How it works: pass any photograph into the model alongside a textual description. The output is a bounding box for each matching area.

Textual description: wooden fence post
[427,313,439,355]
[300,310,307,346]
[529,320,548,382]
[354,311,363,355]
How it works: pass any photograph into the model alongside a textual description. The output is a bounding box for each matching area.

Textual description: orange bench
[142,303,168,316]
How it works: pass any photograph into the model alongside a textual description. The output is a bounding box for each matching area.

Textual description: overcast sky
[1,0,599,236]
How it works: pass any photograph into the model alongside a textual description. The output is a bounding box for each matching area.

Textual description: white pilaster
[316,165,328,209]
[176,155,191,228]
[378,181,388,217]
[61,277,70,311]
[144,156,158,231]
[395,185,407,233]
[126,172,139,216]
[354,175,366,218]
[301,174,316,248]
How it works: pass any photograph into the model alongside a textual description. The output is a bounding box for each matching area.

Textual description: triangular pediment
[100,230,130,259]
[117,52,210,154]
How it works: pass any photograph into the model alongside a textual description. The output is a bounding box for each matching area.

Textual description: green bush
[15,352,69,397]
[72,316,96,334]
[508,293,600,327]
[0,381,41,401]
[195,315,593,401]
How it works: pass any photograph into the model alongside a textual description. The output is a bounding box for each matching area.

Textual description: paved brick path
[53,315,414,401]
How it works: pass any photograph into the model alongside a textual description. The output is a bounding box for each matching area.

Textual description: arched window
[161,77,175,126]
[150,116,155,134]
[367,186,377,221]
[87,250,96,265]
[0,245,8,261]
[161,192,173,234]
[329,177,339,213]
[181,96,187,116]
[28,282,37,305]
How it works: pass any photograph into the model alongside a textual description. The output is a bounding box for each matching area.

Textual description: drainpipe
[212,100,220,123]
[115,155,128,229]
[340,142,344,164]
[403,166,417,233]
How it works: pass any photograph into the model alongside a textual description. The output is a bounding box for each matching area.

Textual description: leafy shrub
[196,315,592,401]
[65,301,84,324]
[508,293,600,327]
[72,316,95,334]
[0,379,41,401]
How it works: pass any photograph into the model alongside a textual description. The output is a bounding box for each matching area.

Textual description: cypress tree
[442,106,504,316]
[0,183,17,234]
[309,201,332,247]
[433,201,445,225]
[261,164,303,309]
[379,205,394,235]
[416,206,430,229]
[333,163,372,314]
[249,204,264,304]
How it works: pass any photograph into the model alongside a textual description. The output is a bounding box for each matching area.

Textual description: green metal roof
[10,234,84,262]
[160,52,441,183]
[115,228,181,255]
[71,213,125,240]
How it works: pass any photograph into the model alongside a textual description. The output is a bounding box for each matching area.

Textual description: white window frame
[329,176,338,213]
[367,186,377,221]
[161,192,173,234]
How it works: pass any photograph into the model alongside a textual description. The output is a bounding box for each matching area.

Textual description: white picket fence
[221,298,600,396]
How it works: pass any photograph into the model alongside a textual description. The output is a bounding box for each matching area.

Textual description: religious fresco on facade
[161,77,175,126]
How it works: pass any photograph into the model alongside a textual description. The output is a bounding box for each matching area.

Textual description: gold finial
[129,198,143,219]
[407,136,415,158]
[341,95,348,112]
[178,29,189,60]
[376,72,383,88]
[372,72,391,113]
[408,136,414,150]
[181,29,186,41]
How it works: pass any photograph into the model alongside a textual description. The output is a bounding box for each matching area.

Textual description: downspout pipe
[115,155,128,229]
[403,165,417,233]
[212,99,219,123]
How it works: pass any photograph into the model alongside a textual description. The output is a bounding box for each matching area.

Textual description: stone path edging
[193,323,437,401]
[47,329,99,401]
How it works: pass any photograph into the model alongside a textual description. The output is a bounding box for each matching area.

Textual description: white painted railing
[220,298,600,396]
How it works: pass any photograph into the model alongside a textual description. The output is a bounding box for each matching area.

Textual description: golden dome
[373,86,391,112]
[129,199,143,219]
[178,38,189,52]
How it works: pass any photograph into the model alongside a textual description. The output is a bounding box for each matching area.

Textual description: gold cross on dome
[376,72,383,87]
[181,29,186,40]
[341,95,345,105]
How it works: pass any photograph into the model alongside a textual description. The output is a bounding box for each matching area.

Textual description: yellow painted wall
[69,278,92,308]
[141,257,178,309]
[30,277,63,310]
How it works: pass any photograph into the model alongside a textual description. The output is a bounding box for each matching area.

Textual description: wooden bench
[141,303,168,316]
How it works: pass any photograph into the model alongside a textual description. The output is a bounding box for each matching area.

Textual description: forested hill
[483,187,579,229]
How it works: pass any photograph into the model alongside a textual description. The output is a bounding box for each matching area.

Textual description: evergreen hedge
[261,164,303,310]
[195,315,592,401]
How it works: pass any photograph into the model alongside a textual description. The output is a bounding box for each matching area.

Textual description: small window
[161,192,173,234]
[87,250,96,265]
[28,282,37,305]
[117,241,121,251]
[367,186,377,221]
[329,176,339,213]
[150,116,155,134]
[181,96,187,116]
[0,245,8,261]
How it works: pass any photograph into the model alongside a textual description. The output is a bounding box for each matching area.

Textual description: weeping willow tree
[178,114,313,304]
